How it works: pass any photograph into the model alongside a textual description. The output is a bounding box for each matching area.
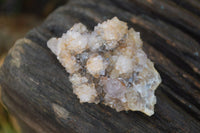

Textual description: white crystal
[62,30,88,54]
[88,32,103,51]
[47,38,61,56]
[86,54,106,77]
[73,83,97,103]
[47,17,161,116]
[69,73,88,86]
[94,17,128,49]
[58,50,80,74]
[115,55,134,74]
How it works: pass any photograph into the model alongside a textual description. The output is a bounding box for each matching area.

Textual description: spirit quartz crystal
[47,17,161,116]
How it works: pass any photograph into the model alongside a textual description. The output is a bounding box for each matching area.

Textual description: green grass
[0,103,20,133]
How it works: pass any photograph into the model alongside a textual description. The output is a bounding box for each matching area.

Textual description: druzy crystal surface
[47,17,161,116]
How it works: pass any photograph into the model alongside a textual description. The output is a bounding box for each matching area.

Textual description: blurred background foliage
[0,0,66,132]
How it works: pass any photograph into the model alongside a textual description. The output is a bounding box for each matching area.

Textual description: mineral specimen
[47,17,161,116]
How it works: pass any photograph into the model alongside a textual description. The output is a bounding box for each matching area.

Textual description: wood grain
[0,0,200,132]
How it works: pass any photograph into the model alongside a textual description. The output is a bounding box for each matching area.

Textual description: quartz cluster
[47,17,161,116]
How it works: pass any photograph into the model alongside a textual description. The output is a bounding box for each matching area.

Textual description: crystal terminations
[47,17,161,116]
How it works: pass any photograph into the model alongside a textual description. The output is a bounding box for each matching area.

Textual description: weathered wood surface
[1,0,200,132]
